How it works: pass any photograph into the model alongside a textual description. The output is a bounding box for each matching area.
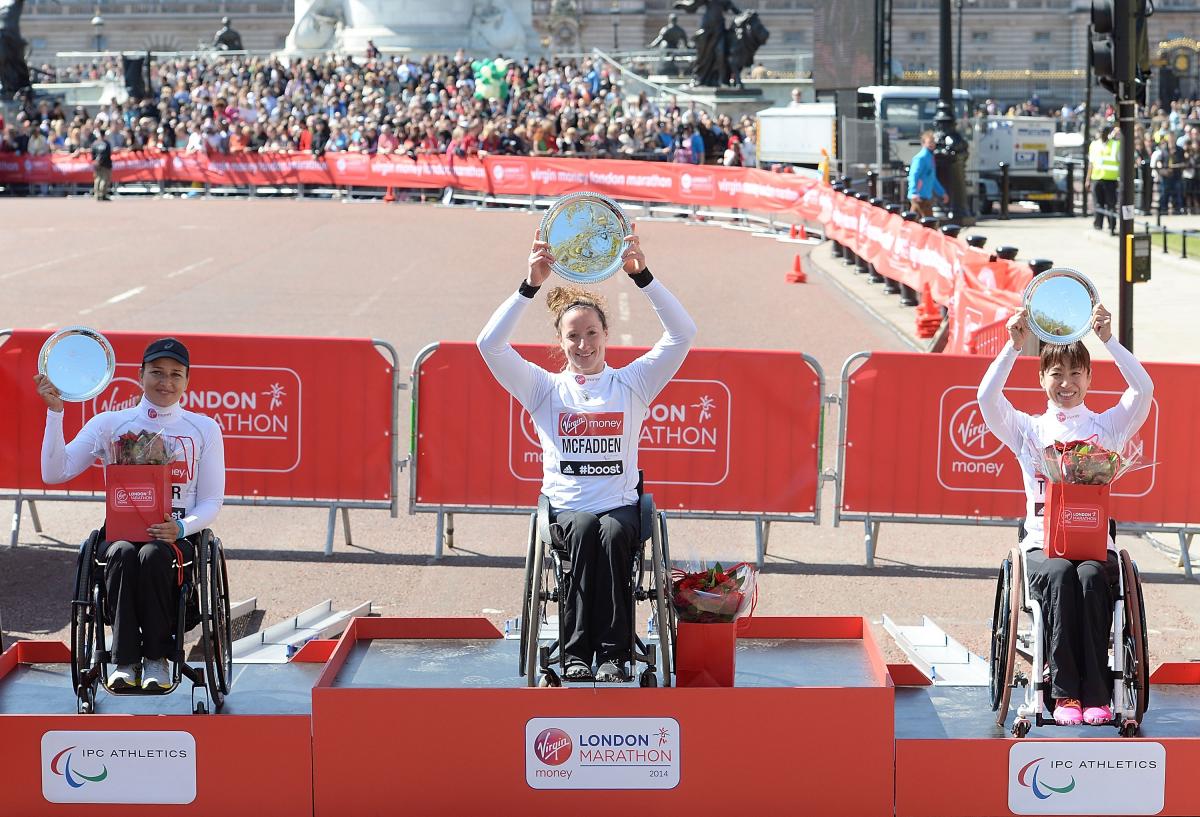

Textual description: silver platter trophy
[540,192,631,284]
[38,326,116,401]
[1022,268,1099,345]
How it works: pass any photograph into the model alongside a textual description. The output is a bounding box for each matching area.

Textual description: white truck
[973,116,1061,213]
[755,103,837,168]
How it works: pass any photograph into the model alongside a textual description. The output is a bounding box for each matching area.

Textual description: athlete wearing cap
[478,231,696,683]
[35,337,226,692]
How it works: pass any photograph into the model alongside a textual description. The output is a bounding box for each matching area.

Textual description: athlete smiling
[478,228,695,683]
[977,303,1152,726]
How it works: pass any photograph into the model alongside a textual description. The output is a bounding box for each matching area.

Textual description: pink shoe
[1053,698,1084,725]
[1083,705,1113,725]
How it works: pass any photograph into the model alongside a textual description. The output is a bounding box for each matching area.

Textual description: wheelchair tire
[659,511,677,674]
[1119,550,1149,722]
[990,548,1021,724]
[524,528,545,688]
[211,539,233,696]
[70,532,100,696]
[518,512,537,678]
[195,533,225,713]
[649,510,673,688]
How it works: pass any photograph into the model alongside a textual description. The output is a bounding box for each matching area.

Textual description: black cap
[142,337,190,368]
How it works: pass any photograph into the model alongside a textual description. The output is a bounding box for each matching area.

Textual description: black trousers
[551,504,640,666]
[1093,179,1117,230]
[1026,549,1120,707]
[104,537,195,665]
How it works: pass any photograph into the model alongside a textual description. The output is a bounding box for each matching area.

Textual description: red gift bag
[674,621,737,687]
[105,464,172,543]
[1044,480,1110,562]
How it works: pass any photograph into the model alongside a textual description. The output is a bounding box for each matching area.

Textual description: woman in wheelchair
[977,304,1152,726]
[36,338,225,693]
[478,228,696,682]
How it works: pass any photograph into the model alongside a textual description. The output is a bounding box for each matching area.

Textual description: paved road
[1,198,1195,670]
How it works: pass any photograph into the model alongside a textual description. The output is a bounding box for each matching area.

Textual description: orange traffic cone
[915,284,942,339]
[383,186,395,202]
[798,224,807,240]
[789,223,799,239]
[786,254,807,283]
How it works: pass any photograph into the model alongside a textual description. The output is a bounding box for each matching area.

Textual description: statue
[648,13,689,50]
[546,0,580,52]
[672,0,737,88]
[0,0,31,100]
[288,0,344,51]
[468,0,527,55]
[727,10,768,88]
[212,16,244,51]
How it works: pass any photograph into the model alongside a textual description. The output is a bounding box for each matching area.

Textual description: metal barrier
[1,330,405,555]
[408,342,828,567]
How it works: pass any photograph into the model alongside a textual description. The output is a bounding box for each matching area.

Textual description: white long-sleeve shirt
[477,276,697,514]
[977,337,1153,551]
[41,396,226,538]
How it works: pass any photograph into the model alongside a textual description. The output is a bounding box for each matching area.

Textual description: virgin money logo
[335,157,347,173]
[92,377,142,415]
[558,412,623,437]
[533,728,572,766]
[679,172,714,199]
[112,486,157,509]
[492,163,529,184]
[948,401,1004,460]
[1062,507,1101,529]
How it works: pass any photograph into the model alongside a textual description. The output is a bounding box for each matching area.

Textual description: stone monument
[284,0,536,56]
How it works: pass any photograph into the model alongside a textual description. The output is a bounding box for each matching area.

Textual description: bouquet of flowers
[670,561,757,624]
[1024,434,1137,486]
[100,428,177,466]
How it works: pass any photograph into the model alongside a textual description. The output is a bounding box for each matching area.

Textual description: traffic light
[1090,0,1123,95]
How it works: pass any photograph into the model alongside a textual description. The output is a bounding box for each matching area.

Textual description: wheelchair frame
[519,490,676,688]
[989,545,1149,738]
[70,528,233,714]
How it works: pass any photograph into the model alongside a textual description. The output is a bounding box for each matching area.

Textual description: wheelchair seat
[71,528,232,715]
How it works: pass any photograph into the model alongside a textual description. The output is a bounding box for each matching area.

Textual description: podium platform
[1,619,1197,817]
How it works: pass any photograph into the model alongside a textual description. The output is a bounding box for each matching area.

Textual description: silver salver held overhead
[37,327,116,401]
[539,192,631,284]
[1022,268,1100,345]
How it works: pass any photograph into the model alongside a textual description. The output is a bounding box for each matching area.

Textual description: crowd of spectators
[0,51,760,167]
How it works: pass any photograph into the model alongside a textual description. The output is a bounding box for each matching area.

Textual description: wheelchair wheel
[518,512,537,678]
[195,533,225,712]
[649,510,674,688]
[70,533,101,698]
[1118,550,1150,722]
[989,547,1021,724]
[210,539,233,696]
[659,512,677,673]
[523,527,545,688]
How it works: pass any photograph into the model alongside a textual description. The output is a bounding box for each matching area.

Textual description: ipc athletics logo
[50,747,109,788]
[1017,757,1076,800]
[533,728,573,766]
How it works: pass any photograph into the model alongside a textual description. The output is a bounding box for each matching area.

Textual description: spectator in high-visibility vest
[907,130,947,218]
[1088,129,1118,232]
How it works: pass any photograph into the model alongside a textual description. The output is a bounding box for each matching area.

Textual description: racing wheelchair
[518,477,676,688]
[989,523,1149,738]
[70,527,232,714]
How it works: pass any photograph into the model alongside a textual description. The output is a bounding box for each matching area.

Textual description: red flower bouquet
[670,562,757,624]
[101,429,177,543]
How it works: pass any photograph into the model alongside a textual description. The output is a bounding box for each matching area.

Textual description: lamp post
[935,0,973,225]
[610,2,620,51]
[91,11,105,52]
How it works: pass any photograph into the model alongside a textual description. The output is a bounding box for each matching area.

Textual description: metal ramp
[881,614,989,686]
[232,600,373,663]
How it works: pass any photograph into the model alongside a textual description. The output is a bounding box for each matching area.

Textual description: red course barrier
[837,351,1200,538]
[0,329,397,511]
[411,342,823,517]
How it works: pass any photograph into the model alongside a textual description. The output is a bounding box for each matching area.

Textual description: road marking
[78,285,146,316]
[106,286,145,304]
[350,290,384,317]
[620,333,632,345]
[38,322,55,330]
[0,251,90,282]
[167,257,213,278]
[617,292,631,322]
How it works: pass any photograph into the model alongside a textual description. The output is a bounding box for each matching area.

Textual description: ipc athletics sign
[413,343,822,515]
[526,718,680,790]
[41,731,196,804]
